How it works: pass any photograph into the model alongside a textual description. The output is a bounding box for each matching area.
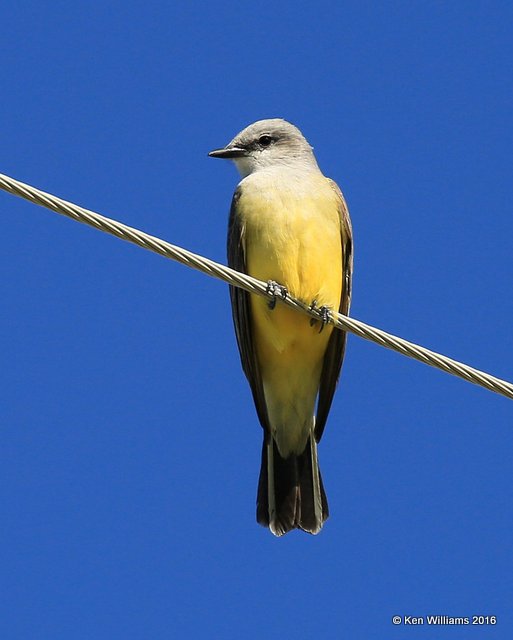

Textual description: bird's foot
[266,280,288,310]
[309,300,333,333]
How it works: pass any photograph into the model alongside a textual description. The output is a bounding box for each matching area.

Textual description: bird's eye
[258,135,273,147]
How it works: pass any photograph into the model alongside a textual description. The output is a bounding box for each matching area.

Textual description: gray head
[209,118,320,178]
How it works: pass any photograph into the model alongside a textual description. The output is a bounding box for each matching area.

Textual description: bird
[209,119,353,536]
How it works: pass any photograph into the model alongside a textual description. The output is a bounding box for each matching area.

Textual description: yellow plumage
[237,170,343,455]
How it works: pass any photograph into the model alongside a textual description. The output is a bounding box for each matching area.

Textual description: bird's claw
[309,300,332,333]
[266,280,288,310]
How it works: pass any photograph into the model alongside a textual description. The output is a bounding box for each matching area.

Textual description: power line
[1,171,512,401]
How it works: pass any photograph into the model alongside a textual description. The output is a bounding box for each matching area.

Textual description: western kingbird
[209,119,353,536]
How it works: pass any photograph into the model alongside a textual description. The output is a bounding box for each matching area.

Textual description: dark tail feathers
[256,436,329,536]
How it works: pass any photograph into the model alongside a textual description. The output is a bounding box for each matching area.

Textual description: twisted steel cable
[1,171,511,400]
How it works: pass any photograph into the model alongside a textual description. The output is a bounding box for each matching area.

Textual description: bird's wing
[315,179,353,441]
[227,187,271,434]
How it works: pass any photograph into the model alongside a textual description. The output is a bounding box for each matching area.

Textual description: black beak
[208,146,247,159]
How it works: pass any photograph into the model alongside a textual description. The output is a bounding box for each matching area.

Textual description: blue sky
[1,2,512,638]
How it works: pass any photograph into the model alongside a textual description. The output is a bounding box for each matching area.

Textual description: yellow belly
[238,173,342,455]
